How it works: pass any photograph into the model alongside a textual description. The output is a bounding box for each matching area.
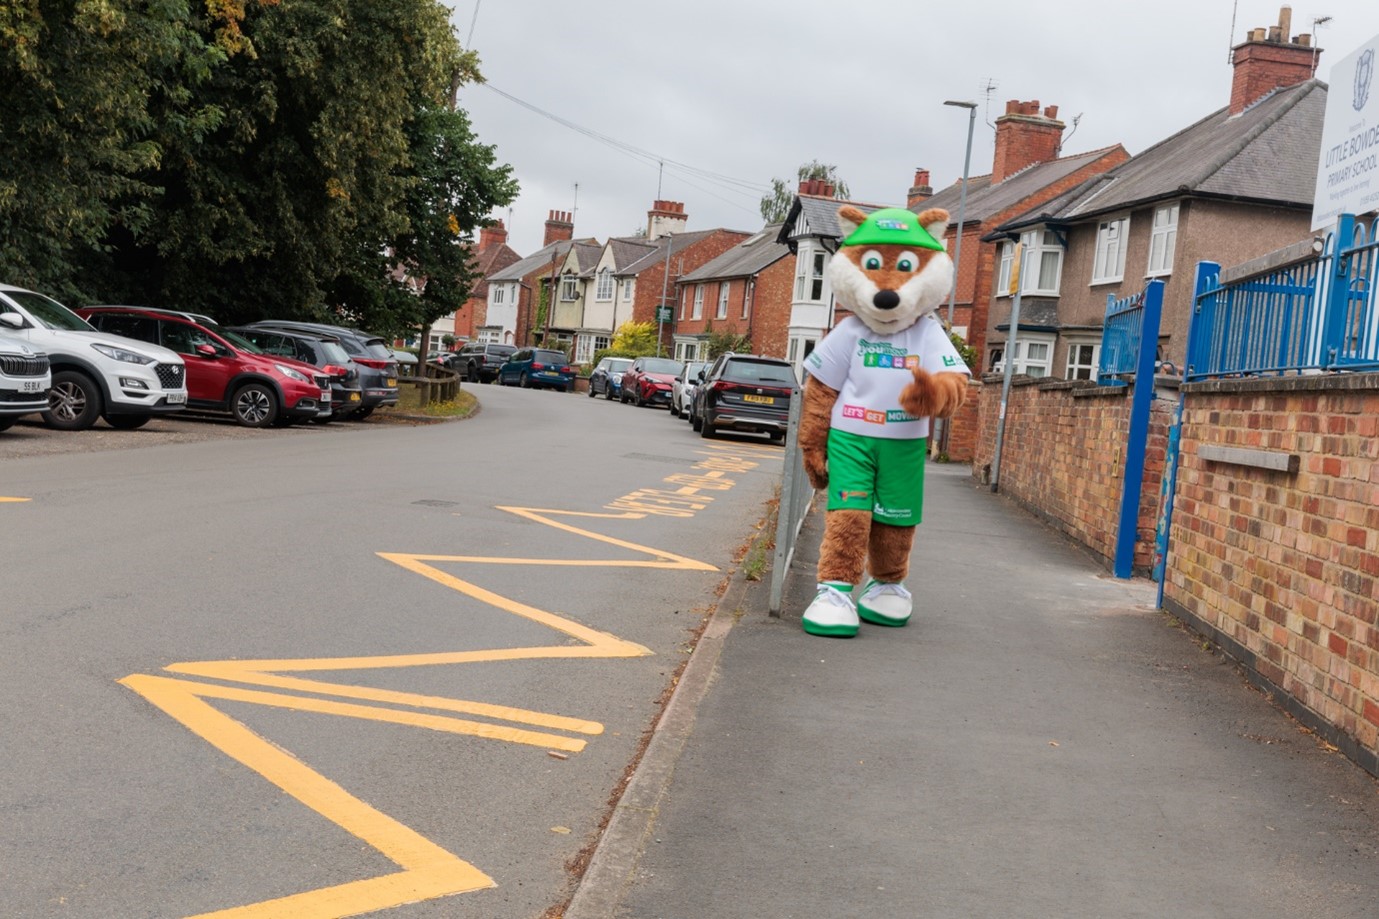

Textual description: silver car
[671,360,709,419]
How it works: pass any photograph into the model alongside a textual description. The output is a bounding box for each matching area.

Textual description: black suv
[243,320,399,418]
[691,353,797,444]
[452,341,516,383]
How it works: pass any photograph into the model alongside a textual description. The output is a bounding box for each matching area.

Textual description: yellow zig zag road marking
[1,496,30,502]
[120,506,720,918]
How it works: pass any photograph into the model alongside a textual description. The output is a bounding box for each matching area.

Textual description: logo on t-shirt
[858,339,919,370]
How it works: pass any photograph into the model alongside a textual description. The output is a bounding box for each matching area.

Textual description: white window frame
[560,275,579,301]
[679,287,690,320]
[595,268,614,301]
[1064,340,1101,381]
[743,279,754,319]
[1020,228,1062,295]
[997,241,1015,298]
[1146,203,1178,277]
[621,277,635,300]
[992,334,1055,377]
[1091,216,1129,284]
[794,245,827,302]
[492,284,505,304]
[692,284,704,320]
[716,281,729,320]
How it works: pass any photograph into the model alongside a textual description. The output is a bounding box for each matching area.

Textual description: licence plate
[167,392,187,404]
[743,394,775,405]
[320,389,331,401]
[386,378,397,387]
[349,392,360,402]
[20,380,44,393]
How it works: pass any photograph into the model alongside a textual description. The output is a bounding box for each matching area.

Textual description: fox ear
[916,207,950,244]
[836,205,868,239]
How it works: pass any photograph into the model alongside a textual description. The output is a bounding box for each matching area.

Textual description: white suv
[0,284,188,430]
[0,321,50,432]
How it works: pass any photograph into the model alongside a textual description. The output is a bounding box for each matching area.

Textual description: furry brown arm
[798,375,838,489]
[898,367,968,419]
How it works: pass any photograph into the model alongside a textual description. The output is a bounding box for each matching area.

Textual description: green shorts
[824,429,927,526]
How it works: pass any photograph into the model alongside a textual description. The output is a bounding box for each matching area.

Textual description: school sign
[1313,33,1379,230]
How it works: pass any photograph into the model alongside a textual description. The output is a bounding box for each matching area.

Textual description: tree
[759,161,851,223]
[706,328,752,358]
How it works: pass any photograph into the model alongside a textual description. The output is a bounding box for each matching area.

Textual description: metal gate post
[1112,279,1164,579]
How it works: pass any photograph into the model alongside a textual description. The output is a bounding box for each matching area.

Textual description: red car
[77,307,333,427]
[619,356,682,408]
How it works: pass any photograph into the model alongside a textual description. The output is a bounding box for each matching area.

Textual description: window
[692,284,704,320]
[993,335,1055,377]
[717,281,729,319]
[1147,204,1178,276]
[743,279,754,319]
[595,268,614,301]
[680,287,690,320]
[794,247,826,301]
[574,333,609,364]
[621,278,635,300]
[999,230,1063,296]
[1065,342,1100,380]
[560,275,579,301]
[1092,216,1129,284]
[492,284,505,304]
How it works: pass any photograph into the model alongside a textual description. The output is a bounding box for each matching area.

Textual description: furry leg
[867,522,916,583]
[817,509,872,586]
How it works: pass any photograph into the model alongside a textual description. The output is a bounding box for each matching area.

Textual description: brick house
[435,221,521,351]
[909,109,1129,370]
[670,224,792,361]
[483,210,595,346]
[986,7,1329,378]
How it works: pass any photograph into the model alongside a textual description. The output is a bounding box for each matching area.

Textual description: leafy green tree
[759,161,850,223]
[592,321,659,364]
[706,327,752,358]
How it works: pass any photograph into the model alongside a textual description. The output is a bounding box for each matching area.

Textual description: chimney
[907,168,933,209]
[543,210,573,246]
[647,199,688,240]
[797,178,836,198]
[991,100,1065,183]
[478,220,508,251]
[1229,5,1318,115]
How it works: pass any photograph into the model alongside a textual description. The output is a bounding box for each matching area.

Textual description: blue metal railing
[1096,284,1159,385]
[1186,214,1379,380]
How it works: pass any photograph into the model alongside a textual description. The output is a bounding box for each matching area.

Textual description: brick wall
[939,379,982,462]
[969,370,1379,776]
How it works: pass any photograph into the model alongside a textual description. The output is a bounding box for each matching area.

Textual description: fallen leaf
[551,826,571,835]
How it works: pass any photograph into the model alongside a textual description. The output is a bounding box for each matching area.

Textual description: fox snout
[873,290,900,311]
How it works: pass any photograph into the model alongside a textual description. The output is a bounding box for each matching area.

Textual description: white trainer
[857,579,912,627]
[801,584,860,638]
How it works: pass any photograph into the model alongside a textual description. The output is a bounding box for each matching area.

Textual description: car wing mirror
[0,311,23,329]
[695,370,705,382]
[195,343,218,358]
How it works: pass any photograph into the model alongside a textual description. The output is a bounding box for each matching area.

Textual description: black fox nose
[873,290,899,310]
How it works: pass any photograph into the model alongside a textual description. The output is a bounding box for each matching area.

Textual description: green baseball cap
[841,207,944,251]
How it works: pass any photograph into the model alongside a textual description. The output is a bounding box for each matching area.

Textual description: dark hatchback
[229,326,362,419]
[243,320,398,418]
[691,353,796,443]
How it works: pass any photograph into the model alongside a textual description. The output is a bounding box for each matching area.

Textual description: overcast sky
[448,1,1379,255]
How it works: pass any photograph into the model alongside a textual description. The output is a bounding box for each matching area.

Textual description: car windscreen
[606,359,633,372]
[360,338,393,359]
[319,341,351,364]
[534,350,568,364]
[219,328,266,354]
[488,345,516,357]
[5,290,95,331]
[641,358,681,374]
[687,362,708,378]
[721,360,795,386]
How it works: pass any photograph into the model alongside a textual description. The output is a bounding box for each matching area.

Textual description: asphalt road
[0,385,784,918]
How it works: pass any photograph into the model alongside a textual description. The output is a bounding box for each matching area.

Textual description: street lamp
[657,232,675,357]
[943,100,977,330]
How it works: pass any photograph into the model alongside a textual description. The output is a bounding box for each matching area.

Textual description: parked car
[79,307,332,427]
[587,356,633,400]
[228,326,363,419]
[0,321,50,431]
[619,356,682,407]
[691,353,796,443]
[452,341,516,383]
[390,348,419,374]
[670,360,709,419]
[0,285,188,430]
[242,320,399,418]
[495,347,576,391]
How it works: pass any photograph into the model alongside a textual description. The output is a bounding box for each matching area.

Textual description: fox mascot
[798,205,970,637]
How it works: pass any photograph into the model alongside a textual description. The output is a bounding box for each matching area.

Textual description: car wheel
[587,381,596,398]
[770,431,785,445]
[699,410,715,439]
[351,406,375,420]
[230,382,279,428]
[606,386,616,401]
[520,371,531,389]
[44,370,104,431]
[103,414,150,430]
[690,408,703,432]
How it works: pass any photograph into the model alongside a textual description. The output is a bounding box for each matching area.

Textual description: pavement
[565,463,1379,919]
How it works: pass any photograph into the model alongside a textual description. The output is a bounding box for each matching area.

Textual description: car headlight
[274,363,310,383]
[92,343,154,365]
[611,373,623,382]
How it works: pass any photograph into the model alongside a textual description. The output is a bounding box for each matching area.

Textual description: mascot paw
[899,368,968,419]
[801,449,829,490]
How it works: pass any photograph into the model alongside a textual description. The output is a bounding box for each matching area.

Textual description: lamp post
[943,100,977,330]
[657,232,675,357]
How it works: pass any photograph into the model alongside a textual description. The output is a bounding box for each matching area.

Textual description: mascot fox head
[827,205,953,336]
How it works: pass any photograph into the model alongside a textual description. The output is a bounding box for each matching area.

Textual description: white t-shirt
[803,314,970,439]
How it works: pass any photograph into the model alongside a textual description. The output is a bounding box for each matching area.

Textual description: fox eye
[862,250,883,271]
[895,251,919,272]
